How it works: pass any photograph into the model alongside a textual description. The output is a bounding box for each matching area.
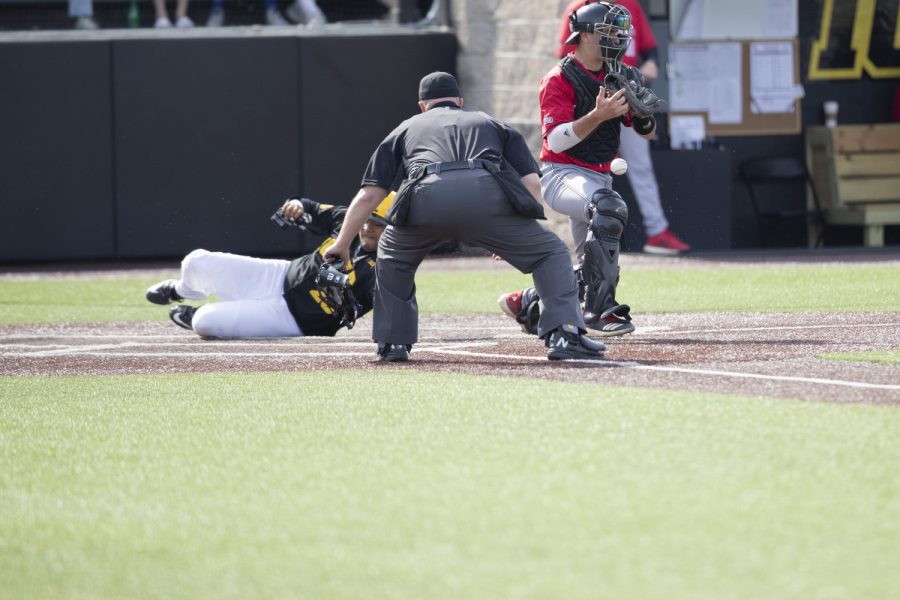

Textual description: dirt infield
[2,311,898,405]
[2,250,898,405]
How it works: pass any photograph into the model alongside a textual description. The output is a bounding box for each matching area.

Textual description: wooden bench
[805,124,900,247]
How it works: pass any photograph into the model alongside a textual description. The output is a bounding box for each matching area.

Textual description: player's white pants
[541,162,612,263]
[174,249,303,338]
[618,126,668,237]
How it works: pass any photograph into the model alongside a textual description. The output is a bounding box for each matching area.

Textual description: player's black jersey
[282,199,377,337]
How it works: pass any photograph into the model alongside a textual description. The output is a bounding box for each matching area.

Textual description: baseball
[610,158,628,175]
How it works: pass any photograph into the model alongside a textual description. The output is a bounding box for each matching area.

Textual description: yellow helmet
[369,192,395,226]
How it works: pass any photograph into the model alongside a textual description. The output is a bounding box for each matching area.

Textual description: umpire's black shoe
[377,342,411,363]
[146,279,183,305]
[546,324,605,361]
[169,305,196,331]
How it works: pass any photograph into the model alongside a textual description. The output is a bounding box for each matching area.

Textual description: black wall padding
[113,37,302,258]
[0,31,457,262]
[618,149,734,251]
[0,41,115,262]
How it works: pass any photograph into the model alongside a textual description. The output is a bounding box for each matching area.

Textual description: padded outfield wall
[0,28,456,262]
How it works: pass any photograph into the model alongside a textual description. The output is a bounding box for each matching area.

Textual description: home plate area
[2,312,898,405]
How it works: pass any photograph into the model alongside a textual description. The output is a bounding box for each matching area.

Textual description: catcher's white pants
[618,126,669,237]
[174,249,303,338]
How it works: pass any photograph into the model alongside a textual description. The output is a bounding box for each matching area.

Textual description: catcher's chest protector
[558,57,621,164]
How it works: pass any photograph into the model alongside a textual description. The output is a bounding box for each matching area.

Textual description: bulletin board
[667,38,801,137]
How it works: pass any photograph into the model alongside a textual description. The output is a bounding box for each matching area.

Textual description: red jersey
[556,0,656,64]
[539,57,633,171]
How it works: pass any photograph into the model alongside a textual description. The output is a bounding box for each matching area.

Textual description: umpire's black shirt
[282,199,377,336]
[360,103,540,189]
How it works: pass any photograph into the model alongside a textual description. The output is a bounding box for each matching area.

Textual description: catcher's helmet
[369,192,395,226]
[565,2,632,67]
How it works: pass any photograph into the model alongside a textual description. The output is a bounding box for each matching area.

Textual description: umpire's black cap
[418,72,461,100]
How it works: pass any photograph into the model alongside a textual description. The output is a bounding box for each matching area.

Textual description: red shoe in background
[643,229,690,255]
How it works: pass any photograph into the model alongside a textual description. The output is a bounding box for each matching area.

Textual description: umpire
[324,71,603,362]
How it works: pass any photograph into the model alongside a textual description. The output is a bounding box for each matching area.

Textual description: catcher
[143,194,394,339]
[499,1,663,338]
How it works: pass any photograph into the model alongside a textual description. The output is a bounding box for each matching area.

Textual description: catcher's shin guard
[582,189,628,323]
[516,287,541,336]
[574,264,586,303]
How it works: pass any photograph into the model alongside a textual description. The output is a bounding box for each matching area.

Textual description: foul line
[24,347,893,389]
[636,321,900,336]
[3,320,898,342]
[2,326,898,391]
[19,342,145,357]
[44,351,376,358]
[635,364,900,391]
[419,346,638,367]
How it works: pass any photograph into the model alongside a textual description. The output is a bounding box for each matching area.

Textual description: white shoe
[286,0,326,25]
[265,7,289,25]
[74,15,99,29]
[205,7,224,27]
[175,15,194,28]
[154,16,173,28]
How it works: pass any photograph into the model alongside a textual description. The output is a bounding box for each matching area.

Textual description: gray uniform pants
[540,162,613,263]
[373,170,585,345]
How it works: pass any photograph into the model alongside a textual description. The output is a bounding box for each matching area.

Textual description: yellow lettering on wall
[810,0,900,79]
[861,0,900,77]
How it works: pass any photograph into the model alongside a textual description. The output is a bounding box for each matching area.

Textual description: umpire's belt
[420,159,495,176]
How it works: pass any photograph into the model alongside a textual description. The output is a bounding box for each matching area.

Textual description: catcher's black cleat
[546,324,605,361]
[168,305,196,331]
[377,342,411,363]
[146,279,183,305]
[584,304,634,338]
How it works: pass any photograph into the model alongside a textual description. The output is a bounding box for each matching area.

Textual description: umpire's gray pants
[374,170,585,345]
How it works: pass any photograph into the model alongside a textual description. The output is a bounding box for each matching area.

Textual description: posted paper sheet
[750,41,796,113]
[670,42,742,123]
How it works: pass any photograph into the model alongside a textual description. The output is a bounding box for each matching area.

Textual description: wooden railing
[806,124,900,247]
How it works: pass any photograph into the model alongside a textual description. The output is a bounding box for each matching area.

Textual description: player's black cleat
[146,279,183,305]
[578,334,607,353]
[168,305,196,331]
[584,304,635,338]
[545,324,605,361]
[377,342,411,363]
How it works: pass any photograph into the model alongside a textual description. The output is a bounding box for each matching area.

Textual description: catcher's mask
[565,2,632,70]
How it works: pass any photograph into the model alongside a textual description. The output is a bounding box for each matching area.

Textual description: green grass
[617,264,900,313]
[2,262,898,597]
[2,371,899,599]
[1,264,898,324]
[820,349,900,365]
[0,279,162,325]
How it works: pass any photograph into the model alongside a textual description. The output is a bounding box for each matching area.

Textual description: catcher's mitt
[316,261,359,330]
[604,68,664,119]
